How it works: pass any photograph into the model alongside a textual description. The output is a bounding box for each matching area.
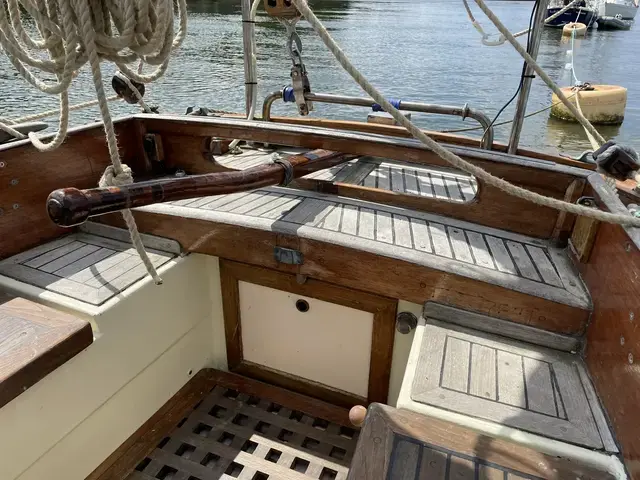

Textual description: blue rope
[282,86,296,103]
[372,98,401,112]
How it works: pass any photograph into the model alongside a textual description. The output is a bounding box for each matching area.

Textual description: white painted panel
[18,319,213,480]
[239,281,373,397]
[0,255,217,480]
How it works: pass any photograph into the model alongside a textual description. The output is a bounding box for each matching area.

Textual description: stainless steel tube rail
[262,90,494,150]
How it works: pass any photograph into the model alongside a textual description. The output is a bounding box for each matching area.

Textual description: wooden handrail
[47,149,355,227]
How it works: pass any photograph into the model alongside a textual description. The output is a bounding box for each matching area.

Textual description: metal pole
[241,0,256,116]
[507,0,548,155]
[262,90,495,149]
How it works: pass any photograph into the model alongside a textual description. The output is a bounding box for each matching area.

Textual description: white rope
[1,95,121,127]
[0,0,189,283]
[462,0,580,47]
[290,0,640,227]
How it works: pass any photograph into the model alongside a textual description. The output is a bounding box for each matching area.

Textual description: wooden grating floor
[91,369,357,480]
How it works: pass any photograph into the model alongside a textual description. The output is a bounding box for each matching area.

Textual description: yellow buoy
[551,85,627,125]
[562,22,587,36]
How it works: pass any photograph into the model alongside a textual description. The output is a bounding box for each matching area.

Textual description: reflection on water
[0,0,638,155]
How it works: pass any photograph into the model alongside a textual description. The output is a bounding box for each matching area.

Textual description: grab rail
[262,89,494,150]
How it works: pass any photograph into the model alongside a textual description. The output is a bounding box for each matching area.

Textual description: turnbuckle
[286,26,313,116]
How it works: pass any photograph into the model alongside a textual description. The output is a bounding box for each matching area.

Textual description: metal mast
[241,0,256,116]
[507,0,549,154]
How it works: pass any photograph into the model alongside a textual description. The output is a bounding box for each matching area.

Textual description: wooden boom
[47,149,355,227]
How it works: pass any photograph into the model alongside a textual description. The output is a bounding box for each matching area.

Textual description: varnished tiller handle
[47,150,354,227]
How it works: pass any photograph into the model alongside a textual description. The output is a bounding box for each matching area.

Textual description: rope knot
[99,164,134,187]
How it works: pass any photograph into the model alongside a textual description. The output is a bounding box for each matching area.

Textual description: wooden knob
[349,405,367,427]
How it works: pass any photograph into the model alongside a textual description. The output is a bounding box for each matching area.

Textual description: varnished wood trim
[220,260,243,369]
[219,260,398,405]
[221,259,395,312]
[0,296,93,409]
[234,360,365,410]
[140,116,587,184]
[0,118,140,260]
[263,115,596,170]
[295,176,559,238]
[298,238,590,335]
[551,178,587,246]
[99,211,591,334]
[88,368,352,480]
[348,403,615,480]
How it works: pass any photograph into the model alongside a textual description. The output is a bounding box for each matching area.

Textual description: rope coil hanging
[0,0,189,284]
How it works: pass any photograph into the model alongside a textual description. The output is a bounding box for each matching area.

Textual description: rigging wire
[481,0,540,142]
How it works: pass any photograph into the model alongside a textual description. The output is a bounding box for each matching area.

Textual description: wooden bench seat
[349,403,617,479]
[111,184,592,334]
[0,224,180,307]
[0,294,92,408]
[217,147,478,204]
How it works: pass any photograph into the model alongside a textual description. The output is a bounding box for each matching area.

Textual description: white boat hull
[598,2,638,19]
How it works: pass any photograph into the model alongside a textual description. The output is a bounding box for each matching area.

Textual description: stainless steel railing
[262,90,494,150]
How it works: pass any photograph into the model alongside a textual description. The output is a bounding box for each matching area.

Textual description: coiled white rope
[0,0,188,283]
[291,0,640,227]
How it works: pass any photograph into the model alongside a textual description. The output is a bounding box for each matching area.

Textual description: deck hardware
[295,299,309,313]
[0,161,5,168]
[12,203,19,210]
[282,20,313,116]
[143,133,164,165]
[263,0,300,18]
[396,312,418,334]
[620,336,625,346]
[263,91,494,149]
[570,196,600,263]
[576,196,596,208]
[630,311,635,322]
[9,179,18,186]
[625,242,632,253]
[592,141,640,181]
[629,353,634,365]
[111,73,145,104]
[274,246,303,265]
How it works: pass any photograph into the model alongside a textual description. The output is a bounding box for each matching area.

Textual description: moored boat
[546,0,597,27]
[597,0,639,19]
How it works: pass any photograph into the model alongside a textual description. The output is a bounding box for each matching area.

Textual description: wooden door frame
[219,259,398,408]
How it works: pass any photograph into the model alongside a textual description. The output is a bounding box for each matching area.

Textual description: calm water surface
[1,0,638,155]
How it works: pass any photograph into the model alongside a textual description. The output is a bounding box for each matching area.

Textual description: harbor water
[0,0,638,155]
